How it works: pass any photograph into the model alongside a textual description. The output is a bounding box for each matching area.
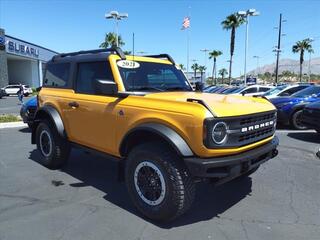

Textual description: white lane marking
[0,122,27,129]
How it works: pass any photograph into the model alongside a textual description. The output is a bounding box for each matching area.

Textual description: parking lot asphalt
[0,127,319,240]
[0,96,32,115]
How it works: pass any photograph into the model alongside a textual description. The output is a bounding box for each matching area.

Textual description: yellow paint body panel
[39,54,276,158]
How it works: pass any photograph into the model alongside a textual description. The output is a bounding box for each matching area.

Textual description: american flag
[181,16,190,30]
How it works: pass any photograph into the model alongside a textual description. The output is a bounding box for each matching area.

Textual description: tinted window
[242,87,257,94]
[259,87,271,92]
[292,86,320,98]
[279,86,307,96]
[76,61,114,94]
[44,63,70,87]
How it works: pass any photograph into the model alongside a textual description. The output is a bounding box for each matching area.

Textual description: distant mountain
[249,57,320,75]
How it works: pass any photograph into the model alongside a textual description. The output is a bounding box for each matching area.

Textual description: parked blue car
[270,85,320,129]
[20,96,37,128]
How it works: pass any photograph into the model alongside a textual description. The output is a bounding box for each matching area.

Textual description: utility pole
[274,13,282,85]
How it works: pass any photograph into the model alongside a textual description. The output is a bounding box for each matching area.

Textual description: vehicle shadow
[28,149,252,228]
[287,132,320,144]
[19,127,31,133]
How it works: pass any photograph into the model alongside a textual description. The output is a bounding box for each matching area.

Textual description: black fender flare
[119,123,194,157]
[31,105,67,144]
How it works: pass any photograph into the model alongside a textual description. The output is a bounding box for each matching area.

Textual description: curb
[0,121,28,129]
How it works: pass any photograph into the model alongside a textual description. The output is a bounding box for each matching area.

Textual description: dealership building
[0,28,58,88]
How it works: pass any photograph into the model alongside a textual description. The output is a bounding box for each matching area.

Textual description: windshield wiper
[130,87,164,92]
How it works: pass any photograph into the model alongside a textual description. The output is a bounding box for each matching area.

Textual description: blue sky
[0,0,319,77]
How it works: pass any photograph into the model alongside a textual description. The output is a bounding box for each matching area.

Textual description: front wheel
[36,120,70,169]
[125,143,195,222]
[291,110,307,130]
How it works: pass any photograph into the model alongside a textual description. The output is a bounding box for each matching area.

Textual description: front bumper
[184,136,279,179]
[20,107,36,124]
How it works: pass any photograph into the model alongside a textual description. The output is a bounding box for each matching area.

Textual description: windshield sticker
[117,60,140,69]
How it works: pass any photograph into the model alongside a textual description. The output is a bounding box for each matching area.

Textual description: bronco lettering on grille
[241,120,274,133]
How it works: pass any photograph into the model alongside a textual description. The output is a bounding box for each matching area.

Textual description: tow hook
[272,149,279,158]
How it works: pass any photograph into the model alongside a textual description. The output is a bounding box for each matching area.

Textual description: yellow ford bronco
[32,47,278,222]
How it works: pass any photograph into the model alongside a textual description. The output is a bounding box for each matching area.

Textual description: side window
[279,86,306,96]
[259,87,270,92]
[76,61,114,94]
[242,87,257,94]
[44,63,70,87]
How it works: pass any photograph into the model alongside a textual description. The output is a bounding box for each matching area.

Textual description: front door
[63,61,119,155]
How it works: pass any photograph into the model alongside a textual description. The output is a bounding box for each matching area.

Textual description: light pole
[105,10,128,47]
[200,48,210,77]
[237,9,260,85]
[253,55,260,76]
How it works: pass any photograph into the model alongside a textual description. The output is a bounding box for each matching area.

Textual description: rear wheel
[125,142,195,222]
[291,110,307,130]
[36,120,70,169]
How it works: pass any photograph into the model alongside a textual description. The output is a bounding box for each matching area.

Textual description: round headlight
[212,122,228,144]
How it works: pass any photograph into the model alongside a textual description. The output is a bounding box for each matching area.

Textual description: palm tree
[221,13,245,82]
[191,63,199,82]
[218,68,228,84]
[209,50,223,85]
[100,32,125,48]
[292,38,314,82]
[178,64,185,71]
[198,65,207,83]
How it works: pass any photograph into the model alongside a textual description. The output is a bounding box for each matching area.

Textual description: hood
[271,95,319,106]
[144,92,275,117]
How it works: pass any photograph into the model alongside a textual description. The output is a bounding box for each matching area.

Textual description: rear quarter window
[44,63,71,88]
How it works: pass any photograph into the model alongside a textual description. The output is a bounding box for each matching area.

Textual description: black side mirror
[195,82,204,91]
[241,92,246,96]
[95,79,118,96]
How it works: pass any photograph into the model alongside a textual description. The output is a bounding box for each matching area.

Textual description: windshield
[291,86,320,98]
[117,61,192,92]
[263,85,287,96]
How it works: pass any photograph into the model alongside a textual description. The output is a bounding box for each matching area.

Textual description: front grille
[240,112,275,125]
[204,110,277,148]
[239,127,274,142]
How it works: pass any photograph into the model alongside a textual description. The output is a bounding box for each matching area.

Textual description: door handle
[68,101,79,108]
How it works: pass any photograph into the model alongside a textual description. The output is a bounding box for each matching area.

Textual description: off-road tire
[125,142,195,222]
[290,110,307,130]
[36,120,70,169]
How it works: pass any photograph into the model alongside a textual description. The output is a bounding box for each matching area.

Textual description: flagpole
[187,27,189,75]
[187,6,191,77]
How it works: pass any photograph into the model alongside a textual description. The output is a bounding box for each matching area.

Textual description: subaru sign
[0,36,5,50]
[7,40,39,58]
[246,77,257,85]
